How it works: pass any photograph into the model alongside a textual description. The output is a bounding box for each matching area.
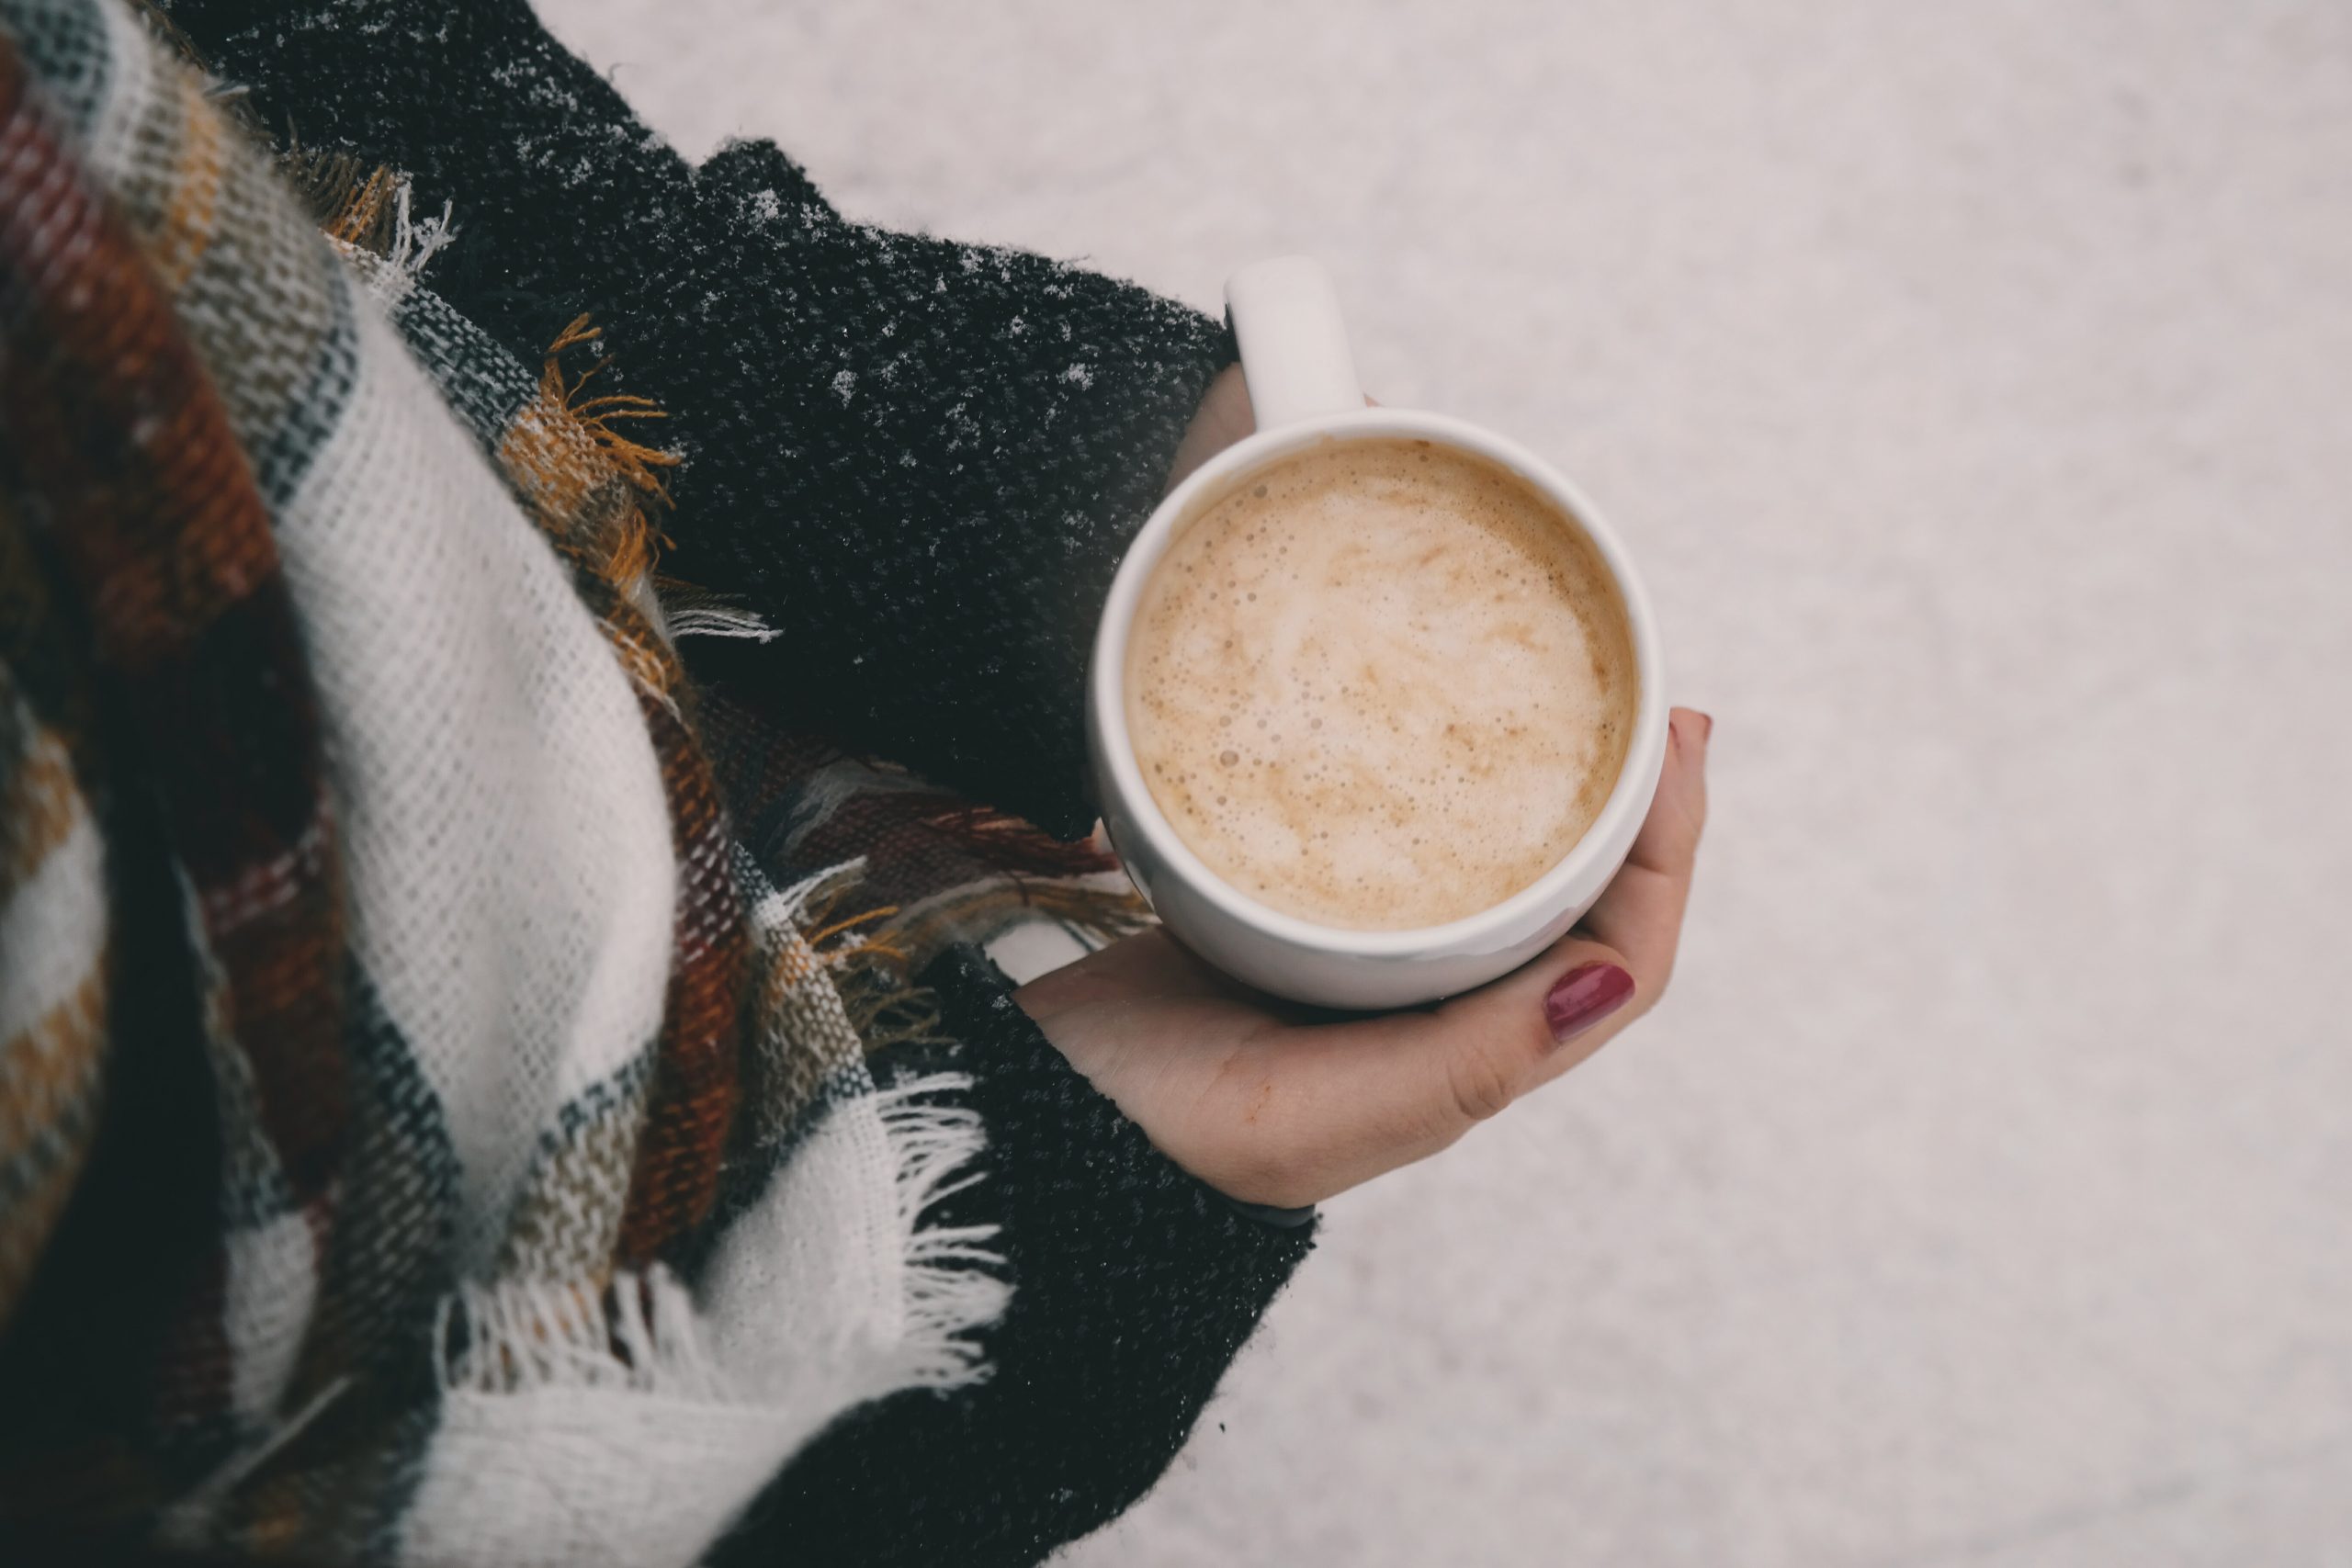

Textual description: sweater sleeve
[705,946,1314,1568]
[160,0,1232,839]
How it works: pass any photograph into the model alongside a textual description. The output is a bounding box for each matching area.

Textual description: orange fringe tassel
[532,314,684,586]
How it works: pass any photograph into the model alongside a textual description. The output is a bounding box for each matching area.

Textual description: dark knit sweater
[717,949,1308,1568]
[148,2,1311,1562]
[166,0,1222,843]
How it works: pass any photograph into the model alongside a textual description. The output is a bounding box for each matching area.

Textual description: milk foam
[1125,437,1636,931]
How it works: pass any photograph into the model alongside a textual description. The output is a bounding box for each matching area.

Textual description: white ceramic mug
[1086,256,1668,1010]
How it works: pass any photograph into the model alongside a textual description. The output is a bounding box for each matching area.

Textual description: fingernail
[1694,711,1713,742]
[1544,962,1634,1045]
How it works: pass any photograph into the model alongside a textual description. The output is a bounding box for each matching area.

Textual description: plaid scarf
[0,2,1147,1561]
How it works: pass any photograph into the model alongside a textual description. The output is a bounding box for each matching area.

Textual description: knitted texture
[0,9,350,1525]
[159,0,1236,840]
[713,947,1318,1568]
[0,6,1008,1560]
[3,2,1310,1562]
[0,604,107,1328]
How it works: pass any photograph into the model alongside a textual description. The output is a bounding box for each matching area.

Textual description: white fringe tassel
[389,179,459,277]
[868,1075,1012,1389]
[760,854,867,932]
[661,602,782,644]
[432,1075,1006,1404]
[435,1268,722,1402]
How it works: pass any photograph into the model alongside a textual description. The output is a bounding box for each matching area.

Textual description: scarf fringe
[767,858,943,1051]
[291,161,458,279]
[432,1068,1003,1404]
[385,179,458,276]
[866,1077,1011,1388]
[435,1269,720,1402]
[660,600,782,644]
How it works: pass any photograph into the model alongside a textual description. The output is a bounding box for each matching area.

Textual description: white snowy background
[537,3,2352,1562]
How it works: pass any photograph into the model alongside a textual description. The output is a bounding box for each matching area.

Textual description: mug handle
[1225,255,1364,430]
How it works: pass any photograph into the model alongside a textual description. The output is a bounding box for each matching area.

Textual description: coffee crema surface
[1125,437,1636,931]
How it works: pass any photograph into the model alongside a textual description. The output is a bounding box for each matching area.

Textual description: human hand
[1164,363,1258,492]
[1016,709,1711,1208]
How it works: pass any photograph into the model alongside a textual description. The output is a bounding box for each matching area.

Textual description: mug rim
[1089,406,1669,959]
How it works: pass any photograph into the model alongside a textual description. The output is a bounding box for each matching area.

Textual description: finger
[1577,707,1711,989]
[1312,710,1711,1151]
[1058,711,1710,1202]
[1163,366,1256,491]
[1626,706,1710,878]
[1299,931,1638,1176]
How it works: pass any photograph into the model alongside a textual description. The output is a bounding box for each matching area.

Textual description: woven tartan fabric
[0,4,1157,1561]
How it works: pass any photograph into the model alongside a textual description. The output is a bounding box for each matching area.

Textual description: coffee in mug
[1087,255,1666,1008]
[1124,435,1637,931]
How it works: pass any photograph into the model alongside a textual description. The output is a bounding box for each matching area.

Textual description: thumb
[1234,715,1708,1201]
[1332,929,1639,1156]
[1419,936,1640,1131]
[1401,710,1713,1132]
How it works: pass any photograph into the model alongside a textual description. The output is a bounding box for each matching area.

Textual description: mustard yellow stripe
[0,722,85,902]
[147,68,226,296]
[0,964,107,1165]
[0,964,107,1330]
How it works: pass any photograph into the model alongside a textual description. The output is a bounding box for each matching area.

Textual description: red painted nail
[1543,962,1634,1045]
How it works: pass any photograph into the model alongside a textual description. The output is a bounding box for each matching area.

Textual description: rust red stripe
[0,44,348,1198]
